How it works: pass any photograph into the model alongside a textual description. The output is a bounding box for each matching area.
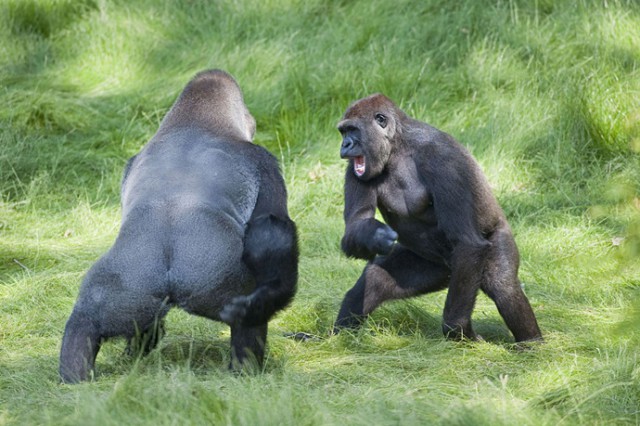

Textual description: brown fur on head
[159,69,256,142]
[337,94,406,181]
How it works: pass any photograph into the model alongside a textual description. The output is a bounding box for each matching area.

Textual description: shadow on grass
[2,0,638,210]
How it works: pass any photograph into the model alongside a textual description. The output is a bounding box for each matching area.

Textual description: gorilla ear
[246,113,256,140]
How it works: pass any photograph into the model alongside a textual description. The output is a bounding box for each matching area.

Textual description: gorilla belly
[380,198,450,264]
[392,217,452,265]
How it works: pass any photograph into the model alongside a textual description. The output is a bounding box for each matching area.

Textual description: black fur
[334,94,542,343]
[220,214,299,327]
[59,70,298,383]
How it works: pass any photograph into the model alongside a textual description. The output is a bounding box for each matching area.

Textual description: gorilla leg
[125,319,166,356]
[60,257,170,382]
[334,245,450,332]
[230,323,268,370]
[441,242,493,340]
[481,228,542,342]
[61,299,168,382]
[59,310,101,383]
[220,214,298,327]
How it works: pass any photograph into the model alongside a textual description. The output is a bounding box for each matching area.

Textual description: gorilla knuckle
[220,296,251,324]
[371,225,397,254]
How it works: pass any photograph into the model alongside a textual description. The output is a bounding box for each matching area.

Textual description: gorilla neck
[159,100,253,142]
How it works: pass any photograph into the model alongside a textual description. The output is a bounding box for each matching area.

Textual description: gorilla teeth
[354,156,366,176]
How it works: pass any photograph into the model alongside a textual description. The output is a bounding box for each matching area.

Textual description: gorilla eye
[375,113,387,128]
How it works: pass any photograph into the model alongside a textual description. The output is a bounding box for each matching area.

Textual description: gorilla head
[337,94,405,181]
[158,69,257,142]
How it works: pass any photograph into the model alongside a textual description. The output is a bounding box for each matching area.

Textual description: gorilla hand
[220,295,252,325]
[371,224,398,255]
[341,218,398,260]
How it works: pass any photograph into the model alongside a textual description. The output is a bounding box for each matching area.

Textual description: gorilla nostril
[340,138,356,158]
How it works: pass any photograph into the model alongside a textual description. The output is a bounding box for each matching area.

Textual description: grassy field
[1,0,639,424]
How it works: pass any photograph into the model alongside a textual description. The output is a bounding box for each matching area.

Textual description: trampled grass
[1,0,639,424]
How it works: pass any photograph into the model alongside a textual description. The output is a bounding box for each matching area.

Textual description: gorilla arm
[422,137,493,250]
[421,141,492,339]
[341,169,398,260]
[219,148,298,327]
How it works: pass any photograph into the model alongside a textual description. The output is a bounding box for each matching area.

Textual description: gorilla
[59,70,298,383]
[334,94,542,343]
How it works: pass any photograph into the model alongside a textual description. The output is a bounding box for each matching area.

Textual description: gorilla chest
[376,173,433,223]
[376,177,449,260]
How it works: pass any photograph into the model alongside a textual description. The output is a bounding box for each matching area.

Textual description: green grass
[1,0,639,424]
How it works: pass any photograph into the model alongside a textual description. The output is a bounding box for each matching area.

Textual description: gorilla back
[59,70,298,383]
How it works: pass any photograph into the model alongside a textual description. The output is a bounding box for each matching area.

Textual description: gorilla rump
[59,70,298,383]
[334,94,542,343]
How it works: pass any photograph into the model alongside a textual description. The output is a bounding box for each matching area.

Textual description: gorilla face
[337,94,398,181]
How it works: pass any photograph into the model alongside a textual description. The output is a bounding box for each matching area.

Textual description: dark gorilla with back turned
[59,70,298,383]
[334,94,542,343]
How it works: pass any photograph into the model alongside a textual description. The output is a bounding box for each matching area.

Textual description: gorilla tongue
[354,156,366,176]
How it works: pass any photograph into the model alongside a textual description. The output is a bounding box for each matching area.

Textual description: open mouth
[354,156,366,177]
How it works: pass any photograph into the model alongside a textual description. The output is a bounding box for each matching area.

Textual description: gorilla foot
[332,315,366,335]
[442,322,481,341]
[284,332,319,341]
[125,322,165,357]
[228,356,262,374]
[511,336,544,351]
